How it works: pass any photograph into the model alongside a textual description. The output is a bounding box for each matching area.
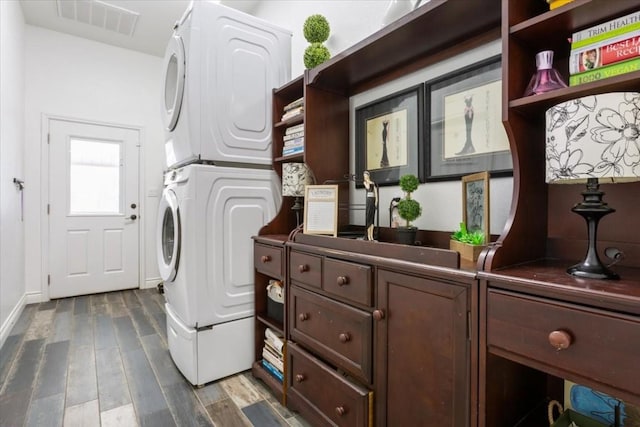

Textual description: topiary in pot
[395,174,422,245]
[302,15,331,69]
[303,14,330,43]
[304,43,331,69]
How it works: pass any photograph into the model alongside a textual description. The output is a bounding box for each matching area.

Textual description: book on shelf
[281,106,303,121]
[283,96,304,112]
[262,347,284,372]
[265,328,284,353]
[285,123,304,135]
[569,56,640,86]
[263,339,283,361]
[282,147,304,156]
[283,137,304,147]
[283,131,304,141]
[569,32,640,74]
[571,10,640,50]
[261,359,284,382]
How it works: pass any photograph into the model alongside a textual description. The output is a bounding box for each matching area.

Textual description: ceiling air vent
[56,0,139,37]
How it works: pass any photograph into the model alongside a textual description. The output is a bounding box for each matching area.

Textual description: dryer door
[161,34,185,132]
[157,188,180,282]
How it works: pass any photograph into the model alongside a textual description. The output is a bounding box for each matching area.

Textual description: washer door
[161,34,185,132]
[157,188,180,282]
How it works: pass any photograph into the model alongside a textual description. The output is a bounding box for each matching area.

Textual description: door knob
[129,214,138,220]
[131,203,137,209]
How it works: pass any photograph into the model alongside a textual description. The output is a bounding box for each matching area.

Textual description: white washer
[161,1,291,169]
[156,163,281,385]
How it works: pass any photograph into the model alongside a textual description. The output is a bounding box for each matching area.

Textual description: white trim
[25,291,44,304]
[143,278,162,289]
[0,293,26,349]
[41,114,145,300]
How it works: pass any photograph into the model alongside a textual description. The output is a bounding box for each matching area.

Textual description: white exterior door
[48,119,140,298]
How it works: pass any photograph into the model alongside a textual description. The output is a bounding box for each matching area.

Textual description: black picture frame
[355,84,423,187]
[425,56,512,181]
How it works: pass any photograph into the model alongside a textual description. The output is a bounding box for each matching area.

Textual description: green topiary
[304,43,331,69]
[397,174,422,228]
[303,14,330,43]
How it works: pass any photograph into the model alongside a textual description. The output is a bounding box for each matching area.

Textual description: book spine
[283,97,304,111]
[264,328,285,352]
[569,57,640,86]
[283,131,304,141]
[261,359,284,382]
[263,339,283,358]
[283,137,304,147]
[569,33,640,74]
[281,107,304,120]
[262,348,284,372]
[571,10,640,49]
[285,124,304,135]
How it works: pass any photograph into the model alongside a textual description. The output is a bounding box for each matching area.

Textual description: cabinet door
[375,269,470,427]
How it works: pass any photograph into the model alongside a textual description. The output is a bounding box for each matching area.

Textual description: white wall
[24,26,166,301]
[0,0,27,345]
[253,2,513,236]
[254,0,395,78]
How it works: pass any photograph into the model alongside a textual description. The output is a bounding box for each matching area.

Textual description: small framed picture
[461,171,490,244]
[303,185,338,237]
[355,84,424,187]
[425,56,512,181]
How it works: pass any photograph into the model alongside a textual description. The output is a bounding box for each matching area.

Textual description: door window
[165,54,178,111]
[69,139,122,214]
[162,207,175,265]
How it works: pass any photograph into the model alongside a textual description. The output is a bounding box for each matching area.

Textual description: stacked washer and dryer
[156,1,290,386]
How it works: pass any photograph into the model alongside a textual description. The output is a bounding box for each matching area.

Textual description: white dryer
[156,163,281,385]
[161,1,291,169]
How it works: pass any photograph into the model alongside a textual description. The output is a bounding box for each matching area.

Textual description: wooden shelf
[252,361,284,403]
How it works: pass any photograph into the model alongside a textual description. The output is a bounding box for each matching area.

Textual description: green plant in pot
[396,174,422,245]
[450,222,487,262]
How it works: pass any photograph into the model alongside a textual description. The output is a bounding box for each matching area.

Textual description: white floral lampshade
[545,91,639,280]
[545,92,640,184]
[282,163,311,197]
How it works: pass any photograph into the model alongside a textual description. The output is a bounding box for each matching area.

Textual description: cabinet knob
[338,332,351,343]
[295,374,305,383]
[373,309,385,321]
[335,406,346,417]
[548,330,572,351]
[336,276,349,286]
[298,264,308,273]
[298,313,309,322]
[261,255,271,263]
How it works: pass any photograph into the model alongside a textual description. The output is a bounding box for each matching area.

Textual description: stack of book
[281,97,304,121]
[282,123,304,156]
[262,327,284,382]
[568,10,640,86]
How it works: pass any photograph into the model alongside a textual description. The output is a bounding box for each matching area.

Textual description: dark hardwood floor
[0,288,308,427]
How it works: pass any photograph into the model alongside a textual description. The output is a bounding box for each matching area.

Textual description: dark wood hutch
[252,0,640,426]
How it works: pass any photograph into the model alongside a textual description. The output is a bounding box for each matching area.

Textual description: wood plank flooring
[0,289,309,427]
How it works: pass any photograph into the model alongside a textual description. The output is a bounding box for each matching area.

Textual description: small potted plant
[450,222,487,261]
[303,14,331,69]
[395,174,422,245]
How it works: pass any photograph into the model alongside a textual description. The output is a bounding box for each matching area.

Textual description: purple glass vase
[523,50,568,96]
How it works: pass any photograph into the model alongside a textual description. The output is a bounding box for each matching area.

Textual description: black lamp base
[291,196,303,228]
[567,178,619,280]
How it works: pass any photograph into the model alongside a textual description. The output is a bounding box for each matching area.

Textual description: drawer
[287,343,371,427]
[290,251,322,289]
[487,289,640,397]
[254,243,283,278]
[289,286,372,383]
[323,258,372,306]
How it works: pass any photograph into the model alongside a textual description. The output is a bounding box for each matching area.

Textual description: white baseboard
[0,293,26,349]
[143,278,162,289]
[25,291,44,305]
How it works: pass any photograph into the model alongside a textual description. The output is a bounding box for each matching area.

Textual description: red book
[569,32,640,74]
